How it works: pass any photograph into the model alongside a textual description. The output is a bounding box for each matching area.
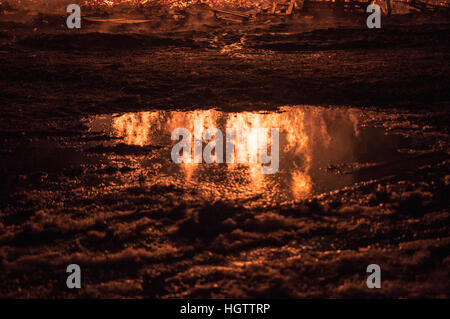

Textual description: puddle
[83,106,434,205]
[2,106,442,206]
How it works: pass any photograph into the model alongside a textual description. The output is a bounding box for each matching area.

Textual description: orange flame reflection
[93,106,360,202]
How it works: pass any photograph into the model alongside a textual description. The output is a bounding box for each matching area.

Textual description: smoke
[2,0,446,35]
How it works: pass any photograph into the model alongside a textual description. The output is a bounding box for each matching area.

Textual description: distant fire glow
[81,0,262,9]
[8,0,267,9]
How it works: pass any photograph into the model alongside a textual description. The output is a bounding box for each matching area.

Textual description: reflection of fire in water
[107,107,360,200]
[111,111,162,146]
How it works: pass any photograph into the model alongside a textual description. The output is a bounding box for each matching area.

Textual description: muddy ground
[0,8,449,298]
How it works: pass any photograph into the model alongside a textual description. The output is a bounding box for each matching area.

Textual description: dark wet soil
[0,10,449,298]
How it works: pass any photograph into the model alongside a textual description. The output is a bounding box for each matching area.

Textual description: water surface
[84,106,415,205]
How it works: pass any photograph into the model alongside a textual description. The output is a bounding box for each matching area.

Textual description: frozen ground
[0,8,449,297]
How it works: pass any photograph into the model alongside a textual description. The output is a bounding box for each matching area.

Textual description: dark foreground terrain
[0,10,449,298]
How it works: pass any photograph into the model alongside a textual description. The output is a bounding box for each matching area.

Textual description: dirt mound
[18,32,197,50]
[250,24,450,51]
